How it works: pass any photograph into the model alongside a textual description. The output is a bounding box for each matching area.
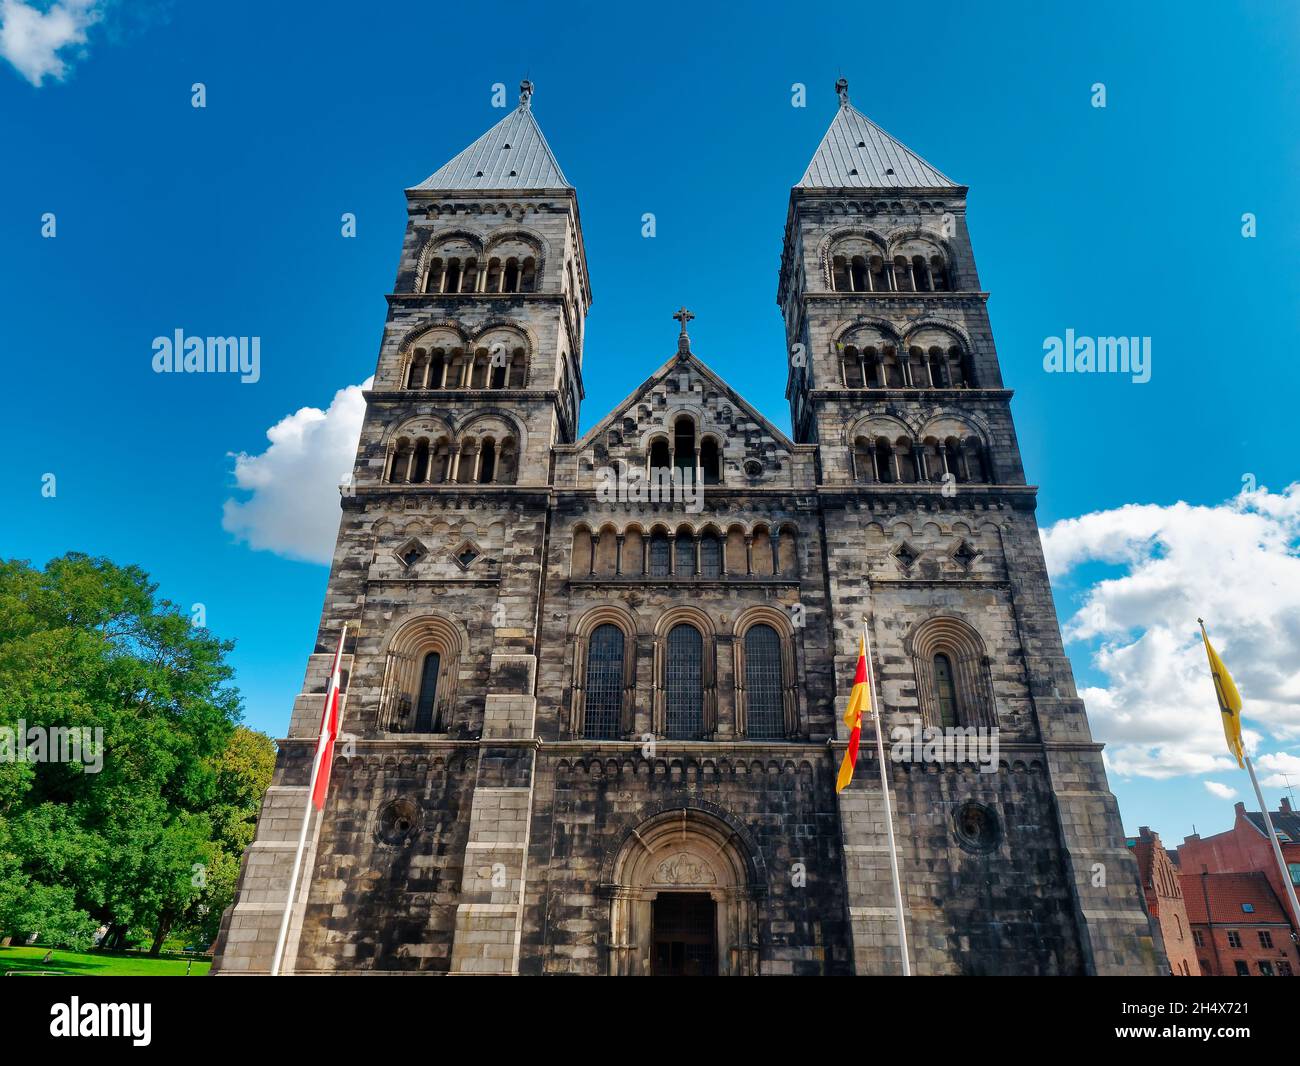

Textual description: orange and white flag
[835,635,873,792]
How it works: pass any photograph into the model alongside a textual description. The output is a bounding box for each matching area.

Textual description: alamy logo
[890,721,1000,774]
[50,998,151,1046]
[152,329,261,383]
[1042,329,1151,383]
[0,720,103,773]
[594,462,703,513]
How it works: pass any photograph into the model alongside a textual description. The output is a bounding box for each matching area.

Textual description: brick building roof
[1182,871,1290,925]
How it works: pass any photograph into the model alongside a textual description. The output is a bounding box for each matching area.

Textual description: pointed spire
[410,80,570,191]
[797,81,959,190]
[673,306,695,356]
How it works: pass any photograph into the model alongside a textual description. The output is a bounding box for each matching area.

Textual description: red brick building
[1182,870,1298,976]
[1179,798,1300,938]
[1128,828,1199,976]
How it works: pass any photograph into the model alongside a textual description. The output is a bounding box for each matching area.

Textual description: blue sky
[3,0,1299,849]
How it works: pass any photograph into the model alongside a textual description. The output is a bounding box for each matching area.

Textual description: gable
[567,353,797,489]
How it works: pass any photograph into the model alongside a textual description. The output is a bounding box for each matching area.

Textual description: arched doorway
[606,808,762,975]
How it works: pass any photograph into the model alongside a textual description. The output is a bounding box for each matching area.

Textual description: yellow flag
[1200,621,1245,769]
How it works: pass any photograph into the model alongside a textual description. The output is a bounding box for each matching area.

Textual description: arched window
[413,651,441,732]
[849,255,868,291]
[853,436,874,482]
[744,624,784,739]
[411,439,430,483]
[675,532,695,577]
[497,439,517,484]
[699,533,722,577]
[479,439,497,484]
[842,346,864,388]
[700,439,721,484]
[933,653,958,728]
[431,439,451,483]
[508,350,526,387]
[389,438,412,483]
[458,440,478,483]
[665,624,703,738]
[909,617,995,729]
[930,255,949,291]
[832,255,850,291]
[673,417,696,475]
[649,532,671,577]
[407,351,428,389]
[583,624,624,739]
[649,438,671,474]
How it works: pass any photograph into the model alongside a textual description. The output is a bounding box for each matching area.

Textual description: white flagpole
[862,618,911,976]
[271,623,346,976]
[1243,754,1300,933]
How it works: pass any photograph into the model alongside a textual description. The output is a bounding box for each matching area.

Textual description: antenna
[1282,773,1298,807]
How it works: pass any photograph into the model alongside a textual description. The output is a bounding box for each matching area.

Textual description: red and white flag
[310,625,348,811]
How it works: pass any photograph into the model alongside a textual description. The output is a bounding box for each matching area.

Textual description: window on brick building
[664,623,704,739]
[1258,960,1274,976]
[1227,931,1242,948]
[1280,961,1293,976]
[1234,960,1249,976]
[1259,930,1274,949]
[413,651,441,732]
[743,623,785,740]
[582,624,624,740]
[933,654,959,728]
[1193,929,1205,947]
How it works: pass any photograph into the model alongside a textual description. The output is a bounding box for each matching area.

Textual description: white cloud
[1256,751,1300,790]
[222,380,371,565]
[0,0,103,86]
[1043,484,1300,781]
[1203,781,1238,801]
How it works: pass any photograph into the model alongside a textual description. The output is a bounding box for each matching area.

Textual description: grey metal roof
[1245,809,1300,841]
[411,104,570,192]
[798,102,958,190]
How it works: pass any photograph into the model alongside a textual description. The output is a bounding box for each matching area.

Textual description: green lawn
[0,945,210,976]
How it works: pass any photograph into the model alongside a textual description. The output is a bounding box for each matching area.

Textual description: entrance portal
[607,807,762,975]
[651,893,717,976]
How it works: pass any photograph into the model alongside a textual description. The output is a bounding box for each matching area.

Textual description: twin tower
[213,81,1162,976]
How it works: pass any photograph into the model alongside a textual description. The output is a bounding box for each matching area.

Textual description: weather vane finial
[672,306,695,355]
[835,77,850,108]
[519,79,534,110]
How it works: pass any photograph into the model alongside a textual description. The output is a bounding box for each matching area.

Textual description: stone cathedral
[212,80,1162,976]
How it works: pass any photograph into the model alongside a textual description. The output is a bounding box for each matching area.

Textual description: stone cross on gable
[673,306,694,355]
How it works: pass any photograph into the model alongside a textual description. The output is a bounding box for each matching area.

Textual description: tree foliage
[0,554,273,951]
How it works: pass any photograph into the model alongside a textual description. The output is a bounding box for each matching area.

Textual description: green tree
[0,553,256,952]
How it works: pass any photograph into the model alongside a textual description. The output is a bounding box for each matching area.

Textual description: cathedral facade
[212,81,1162,976]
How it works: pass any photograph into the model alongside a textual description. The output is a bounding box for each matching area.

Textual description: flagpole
[1243,753,1300,934]
[271,623,346,976]
[863,618,911,976]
